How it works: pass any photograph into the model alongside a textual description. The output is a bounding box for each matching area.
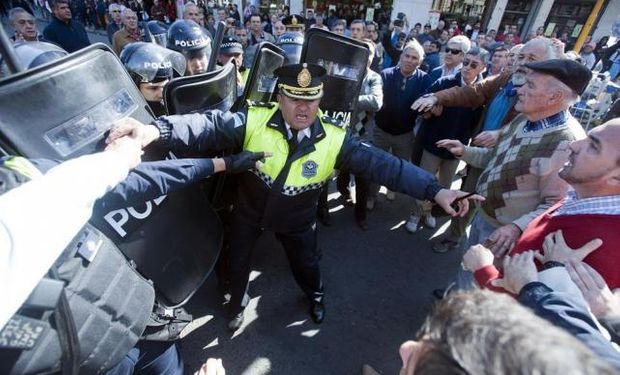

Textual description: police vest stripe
[243,104,346,196]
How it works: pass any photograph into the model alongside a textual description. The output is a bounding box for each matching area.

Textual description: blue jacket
[375,67,432,136]
[43,17,90,53]
[424,52,440,72]
[420,72,482,160]
[519,281,620,370]
[154,105,443,232]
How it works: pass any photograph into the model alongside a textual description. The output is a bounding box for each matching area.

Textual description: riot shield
[300,29,370,126]
[239,42,284,104]
[0,43,223,308]
[164,61,237,115]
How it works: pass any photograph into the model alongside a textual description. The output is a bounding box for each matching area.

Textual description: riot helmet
[276,32,303,65]
[146,20,170,47]
[120,42,186,115]
[167,19,212,75]
[0,41,67,77]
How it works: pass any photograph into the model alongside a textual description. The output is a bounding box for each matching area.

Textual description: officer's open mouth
[296,114,308,121]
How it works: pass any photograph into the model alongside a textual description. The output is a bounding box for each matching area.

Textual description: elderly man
[9,7,43,42]
[106,63,478,331]
[350,19,366,40]
[369,39,432,208]
[412,37,562,253]
[428,35,470,82]
[43,0,90,53]
[438,59,590,289]
[464,115,620,292]
[112,9,143,55]
[106,3,123,43]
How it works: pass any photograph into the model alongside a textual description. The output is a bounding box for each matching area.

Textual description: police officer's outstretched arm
[107,109,248,154]
[336,136,484,216]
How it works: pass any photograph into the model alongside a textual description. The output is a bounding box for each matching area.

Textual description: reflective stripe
[244,105,346,195]
[3,156,43,180]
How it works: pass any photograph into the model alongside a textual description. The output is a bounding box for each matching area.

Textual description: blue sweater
[43,17,90,53]
[375,67,432,135]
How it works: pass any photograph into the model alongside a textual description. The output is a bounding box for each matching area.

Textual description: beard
[511,70,526,86]
[148,100,167,117]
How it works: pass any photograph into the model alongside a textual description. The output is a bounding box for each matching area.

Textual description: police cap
[275,62,325,100]
[219,36,243,55]
[282,14,305,30]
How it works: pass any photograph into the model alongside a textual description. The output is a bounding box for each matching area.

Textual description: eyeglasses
[445,47,462,55]
[462,59,479,69]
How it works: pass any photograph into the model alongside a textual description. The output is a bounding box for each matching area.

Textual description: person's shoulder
[320,113,345,129]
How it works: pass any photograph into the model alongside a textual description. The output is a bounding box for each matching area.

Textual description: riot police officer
[145,20,169,47]
[217,36,248,92]
[120,42,186,116]
[167,19,211,76]
[106,63,481,331]
[276,31,303,65]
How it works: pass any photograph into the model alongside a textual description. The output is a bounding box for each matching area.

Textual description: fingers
[567,261,598,292]
[491,278,507,289]
[542,230,555,254]
[533,250,545,263]
[457,198,469,217]
[577,261,608,290]
[575,238,603,260]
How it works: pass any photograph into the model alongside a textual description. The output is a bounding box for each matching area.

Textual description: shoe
[228,311,244,331]
[309,301,325,323]
[361,364,381,375]
[356,217,368,231]
[366,198,375,210]
[386,191,396,201]
[424,214,436,229]
[317,207,331,226]
[405,215,420,233]
[432,238,460,253]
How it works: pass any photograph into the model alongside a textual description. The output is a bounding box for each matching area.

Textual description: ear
[548,88,563,105]
[606,170,620,188]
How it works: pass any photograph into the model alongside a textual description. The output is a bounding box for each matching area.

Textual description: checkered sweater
[461,113,586,230]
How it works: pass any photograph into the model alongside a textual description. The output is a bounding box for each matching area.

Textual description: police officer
[120,42,186,116]
[167,19,211,76]
[282,14,305,33]
[107,63,481,331]
[217,36,248,92]
[145,20,169,47]
[276,31,303,65]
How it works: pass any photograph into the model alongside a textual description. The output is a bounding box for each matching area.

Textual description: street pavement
[180,188,463,375]
[2,17,465,375]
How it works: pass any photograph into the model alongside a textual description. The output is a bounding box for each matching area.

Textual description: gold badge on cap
[292,15,298,25]
[297,63,311,88]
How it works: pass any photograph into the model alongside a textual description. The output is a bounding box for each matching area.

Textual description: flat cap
[525,58,592,95]
[275,62,325,100]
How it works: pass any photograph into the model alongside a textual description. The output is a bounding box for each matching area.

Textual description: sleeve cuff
[152,117,172,145]
[474,265,500,287]
[424,180,443,201]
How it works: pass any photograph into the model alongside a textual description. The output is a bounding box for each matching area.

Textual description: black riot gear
[120,42,186,116]
[145,20,169,47]
[0,41,67,77]
[276,32,303,65]
[167,20,212,75]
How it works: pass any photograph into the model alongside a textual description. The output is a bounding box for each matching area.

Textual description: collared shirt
[284,122,311,143]
[441,63,462,78]
[523,110,569,133]
[481,81,517,131]
[554,190,620,216]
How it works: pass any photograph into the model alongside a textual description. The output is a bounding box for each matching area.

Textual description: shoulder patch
[247,100,275,109]
[320,115,345,128]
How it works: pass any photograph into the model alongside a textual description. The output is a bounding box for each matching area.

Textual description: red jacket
[475,203,620,291]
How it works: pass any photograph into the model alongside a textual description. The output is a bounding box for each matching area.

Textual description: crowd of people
[2,0,620,374]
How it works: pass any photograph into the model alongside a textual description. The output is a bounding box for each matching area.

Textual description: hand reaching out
[566,260,620,318]
[491,251,539,294]
[538,230,602,264]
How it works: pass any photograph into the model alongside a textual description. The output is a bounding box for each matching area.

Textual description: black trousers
[228,215,324,316]
[336,173,370,221]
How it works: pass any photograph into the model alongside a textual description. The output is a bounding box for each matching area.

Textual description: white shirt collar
[284,122,312,142]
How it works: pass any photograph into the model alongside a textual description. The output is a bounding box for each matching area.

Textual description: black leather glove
[222,151,266,174]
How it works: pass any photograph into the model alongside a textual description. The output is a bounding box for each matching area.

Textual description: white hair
[402,39,425,60]
[447,35,471,54]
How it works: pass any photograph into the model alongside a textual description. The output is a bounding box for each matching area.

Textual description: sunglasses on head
[462,59,479,69]
[445,48,462,55]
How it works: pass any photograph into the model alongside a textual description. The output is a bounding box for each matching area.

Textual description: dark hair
[493,46,508,54]
[351,19,365,29]
[52,0,70,7]
[412,291,618,375]
[430,40,441,50]
[365,20,378,30]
